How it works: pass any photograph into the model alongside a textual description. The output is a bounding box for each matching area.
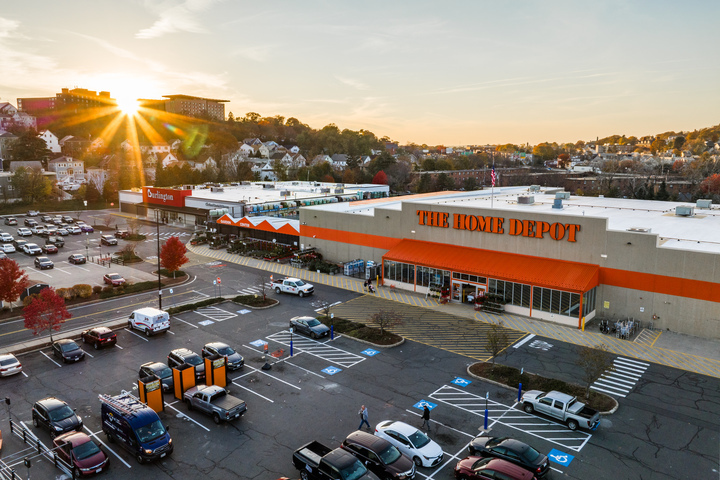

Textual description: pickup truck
[521,390,600,431]
[183,385,247,424]
[293,441,380,480]
[272,277,314,297]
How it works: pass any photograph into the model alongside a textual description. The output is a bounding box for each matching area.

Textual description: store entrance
[452,282,486,304]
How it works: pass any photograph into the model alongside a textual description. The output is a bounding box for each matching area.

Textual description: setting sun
[116,95,139,115]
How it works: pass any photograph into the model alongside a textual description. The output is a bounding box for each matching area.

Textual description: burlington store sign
[416,209,581,242]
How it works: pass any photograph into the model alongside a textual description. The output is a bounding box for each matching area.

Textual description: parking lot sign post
[330,313,334,340]
[290,327,294,357]
[484,392,489,430]
[518,367,524,402]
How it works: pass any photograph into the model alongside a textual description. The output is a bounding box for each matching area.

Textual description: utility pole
[156,210,162,309]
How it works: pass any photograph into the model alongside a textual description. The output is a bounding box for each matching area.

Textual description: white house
[0,103,36,130]
[311,154,333,165]
[258,144,272,158]
[238,143,254,156]
[160,153,180,168]
[40,130,61,153]
[192,156,217,171]
[48,156,84,182]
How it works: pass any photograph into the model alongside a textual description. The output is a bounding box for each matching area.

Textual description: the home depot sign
[416,210,580,242]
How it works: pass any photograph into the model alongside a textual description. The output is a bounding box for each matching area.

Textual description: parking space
[266,331,367,368]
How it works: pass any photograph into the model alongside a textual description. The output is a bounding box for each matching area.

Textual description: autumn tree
[372,170,388,185]
[484,321,510,365]
[23,288,72,342]
[576,344,614,399]
[0,258,31,311]
[700,174,720,196]
[370,309,403,337]
[160,236,189,278]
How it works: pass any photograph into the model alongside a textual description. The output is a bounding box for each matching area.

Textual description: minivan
[128,308,170,336]
[100,392,172,464]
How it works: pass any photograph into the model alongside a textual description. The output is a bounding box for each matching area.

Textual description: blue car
[79,224,94,233]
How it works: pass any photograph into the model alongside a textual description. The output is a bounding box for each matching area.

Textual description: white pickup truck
[521,390,601,431]
[272,277,314,297]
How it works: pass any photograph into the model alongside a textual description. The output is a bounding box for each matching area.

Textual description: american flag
[491,166,496,187]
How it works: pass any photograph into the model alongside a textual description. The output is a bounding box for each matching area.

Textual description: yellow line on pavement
[650,331,662,347]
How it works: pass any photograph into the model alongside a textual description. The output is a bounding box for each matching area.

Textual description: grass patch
[469,363,616,412]
[232,295,278,307]
[158,268,186,278]
[126,234,147,241]
[167,297,225,314]
[317,316,402,346]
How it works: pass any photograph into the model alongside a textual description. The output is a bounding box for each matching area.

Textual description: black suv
[32,397,83,438]
[100,234,118,246]
[139,361,174,393]
[342,430,416,480]
[167,348,205,380]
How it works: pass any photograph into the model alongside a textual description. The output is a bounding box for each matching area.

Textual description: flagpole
[491,160,495,208]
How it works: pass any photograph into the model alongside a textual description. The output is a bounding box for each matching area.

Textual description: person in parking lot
[421,404,431,430]
[358,405,370,431]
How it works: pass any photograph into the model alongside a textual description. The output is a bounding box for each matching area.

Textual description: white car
[17,227,33,237]
[1,243,16,254]
[56,228,69,236]
[31,226,46,235]
[374,420,444,468]
[67,226,82,235]
[22,243,42,255]
[0,353,22,376]
[0,232,13,243]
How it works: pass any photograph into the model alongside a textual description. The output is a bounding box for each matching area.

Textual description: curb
[331,333,405,349]
[465,363,618,415]
[230,299,279,310]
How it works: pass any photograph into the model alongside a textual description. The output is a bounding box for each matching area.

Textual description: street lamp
[155,210,162,309]
[85,232,89,259]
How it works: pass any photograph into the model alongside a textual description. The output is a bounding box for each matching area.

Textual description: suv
[201,342,244,370]
[62,215,74,224]
[32,397,83,438]
[47,236,65,247]
[167,348,205,381]
[342,430,416,480]
[23,243,42,255]
[4,217,17,226]
[115,229,130,239]
[81,327,117,350]
[139,362,174,393]
[100,234,118,246]
[24,218,38,227]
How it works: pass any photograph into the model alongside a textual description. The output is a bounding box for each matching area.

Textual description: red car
[52,431,109,476]
[81,327,117,350]
[42,244,59,254]
[103,273,126,287]
[455,457,537,480]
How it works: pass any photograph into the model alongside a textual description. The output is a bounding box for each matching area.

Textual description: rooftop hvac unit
[696,199,712,209]
[182,185,193,190]
[529,185,541,192]
[627,227,651,233]
[210,187,224,192]
[675,205,694,216]
[320,188,330,193]
[262,184,274,189]
[555,192,570,199]
[552,198,563,209]
[241,181,251,185]
[279,190,290,196]
[334,188,344,194]
[517,196,535,205]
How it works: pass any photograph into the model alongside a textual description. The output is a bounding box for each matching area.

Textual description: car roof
[90,327,113,334]
[205,342,229,349]
[55,431,91,446]
[481,458,535,477]
[55,339,76,345]
[142,361,169,370]
[291,316,315,322]
[171,348,198,357]
[36,397,68,409]
[345,430,390,451]
[379,420,417,435]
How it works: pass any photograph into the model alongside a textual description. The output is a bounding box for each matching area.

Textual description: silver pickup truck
[520,390,600,431]
[183,385,247,424]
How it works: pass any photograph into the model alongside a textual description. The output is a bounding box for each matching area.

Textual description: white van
[128,307,170,336]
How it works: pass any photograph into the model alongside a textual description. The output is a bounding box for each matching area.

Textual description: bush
[99,280,158,298]
[23,294,38,306]
[56,288,75,301]
[101,286,113,293]
[167,297,225,314]
[72,284,93,299]
[317,316,402,345]
[92,285,103,294]
[232,295,277,307]
[159,268,186,278]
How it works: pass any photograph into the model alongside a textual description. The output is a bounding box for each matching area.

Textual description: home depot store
[299,188,720,339]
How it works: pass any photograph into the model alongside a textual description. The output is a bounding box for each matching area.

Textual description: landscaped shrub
[72,284,93,299]
[166,297,225,315]
[22,294,38,306]
[56,288,75,301]
[101,286,113,293]
[92,286,103,294]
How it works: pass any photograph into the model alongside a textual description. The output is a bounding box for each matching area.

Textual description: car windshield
[61,342,80,352]
[295,279,306,286]
[184,355,202,366]
[134,420,166,443]
[155,367,172,378]
[109,275,121,280]
[217,346,235,356]
[521,445,541,462]
[48,405,75,421]
[73,440,101,460]
[408,429,431,449]
[340,459,368,480]
[307,319,322,327]
[379,444,402,465]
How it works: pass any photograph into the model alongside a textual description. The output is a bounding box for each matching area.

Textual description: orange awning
[383,239,599,292]
[216,214,300,236]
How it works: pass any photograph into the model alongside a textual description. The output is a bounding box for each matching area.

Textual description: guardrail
[7,419,75,478]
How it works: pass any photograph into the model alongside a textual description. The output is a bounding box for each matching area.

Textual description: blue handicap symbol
[250,339,267,347]
[412,400,437,411]
[322,366,342,375]
[361,349,380,356]
[451,377,472,387]
[548,449,574,467]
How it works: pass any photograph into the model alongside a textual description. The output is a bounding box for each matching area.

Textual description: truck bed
[294,440,332,468]
[213,395,245,413]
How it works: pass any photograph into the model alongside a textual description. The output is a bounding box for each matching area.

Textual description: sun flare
[116,95,139,115]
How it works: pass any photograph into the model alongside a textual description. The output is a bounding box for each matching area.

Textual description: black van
[100,392,173,464]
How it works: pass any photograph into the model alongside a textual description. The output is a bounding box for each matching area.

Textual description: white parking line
[245,366,301,390]
[285,361,325,378]
[84,426,131,468]
[231,381,275,403]
[164,402,211,432]
[172,317,199,328]
[22,371,28,377]
[41,350,62,367]
[123,328,149,342]
[114,344,124,349]
[83,350,94,358]
[512,334,536,348]
[26,268,52,278]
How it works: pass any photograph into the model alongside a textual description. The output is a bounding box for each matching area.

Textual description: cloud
[334,76,369,91]
[136,0,222,39]
[0,17,60,91]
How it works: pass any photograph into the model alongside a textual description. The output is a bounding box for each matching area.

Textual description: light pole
[156,210,162,309]
[85,232,89,259]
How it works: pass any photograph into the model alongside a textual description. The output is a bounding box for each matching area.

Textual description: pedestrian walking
[421,404,430,430]
[358,405,370,430]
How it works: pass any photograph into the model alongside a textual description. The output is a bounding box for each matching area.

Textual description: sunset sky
[1,1,718,146]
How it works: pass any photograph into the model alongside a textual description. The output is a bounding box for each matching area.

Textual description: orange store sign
[416,210,580,242]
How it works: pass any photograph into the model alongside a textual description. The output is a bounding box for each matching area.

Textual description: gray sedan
[289,316,330,339]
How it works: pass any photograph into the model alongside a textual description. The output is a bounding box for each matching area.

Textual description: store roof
[305,187,720,254]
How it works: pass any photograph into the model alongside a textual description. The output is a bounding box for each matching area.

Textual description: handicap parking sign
[451,377,472,387]
[361,349,379,356]
[250,339,267,347]
[413,400,437,411]
[548,449,574,467]
[322,366,342,375]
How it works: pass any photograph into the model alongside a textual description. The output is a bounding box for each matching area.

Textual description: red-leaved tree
[372,170,388,185]
[0,258,31,311]
[23,288,72,342]
[160,236,189,278]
